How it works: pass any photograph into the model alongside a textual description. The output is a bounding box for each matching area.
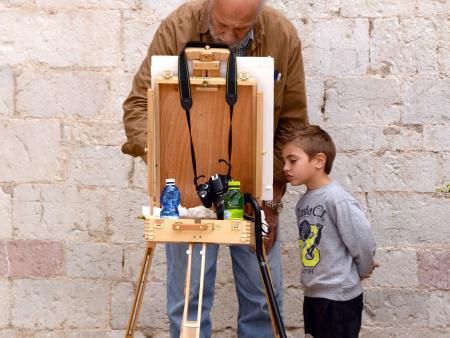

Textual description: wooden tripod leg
[180,243,207,338]
[124,242,156,338]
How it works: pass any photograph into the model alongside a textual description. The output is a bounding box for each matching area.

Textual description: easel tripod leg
[124,242,156,338]
[181,243,207,338]
[261,245,282,338]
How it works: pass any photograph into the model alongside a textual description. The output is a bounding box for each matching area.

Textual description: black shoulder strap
[178,42,238,186]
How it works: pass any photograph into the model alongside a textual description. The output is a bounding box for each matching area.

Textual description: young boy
[280,124,377,338]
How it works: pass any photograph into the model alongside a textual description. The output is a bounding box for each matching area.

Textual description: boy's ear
[314,153,327,169]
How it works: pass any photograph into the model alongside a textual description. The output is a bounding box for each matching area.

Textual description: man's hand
[360,262,380,281]
[260,182,286,253]
[261,203,279,253]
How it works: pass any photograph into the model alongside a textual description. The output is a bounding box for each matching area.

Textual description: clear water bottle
[224,181,244,220]
[160,178,180,219]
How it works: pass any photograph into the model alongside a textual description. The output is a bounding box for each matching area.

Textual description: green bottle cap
[228,180,240,187]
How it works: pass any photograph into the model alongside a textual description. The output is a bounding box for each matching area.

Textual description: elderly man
[122,0,308,336]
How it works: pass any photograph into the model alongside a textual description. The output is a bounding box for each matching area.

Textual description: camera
[196,174,230,219]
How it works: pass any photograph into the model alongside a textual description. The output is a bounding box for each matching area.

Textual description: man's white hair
[208,0,267,14]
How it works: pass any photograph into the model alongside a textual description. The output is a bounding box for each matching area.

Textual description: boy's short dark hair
[278,123,336,174]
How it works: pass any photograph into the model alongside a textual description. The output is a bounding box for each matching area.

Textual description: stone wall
[0,0,449,337]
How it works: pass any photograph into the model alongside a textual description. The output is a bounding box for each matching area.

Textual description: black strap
[178,41,238,186]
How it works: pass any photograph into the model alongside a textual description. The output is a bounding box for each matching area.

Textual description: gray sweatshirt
[295,180,376,301]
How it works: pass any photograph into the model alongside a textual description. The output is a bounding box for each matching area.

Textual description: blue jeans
[165,236,283,338]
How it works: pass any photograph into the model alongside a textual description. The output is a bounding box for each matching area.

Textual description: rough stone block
[305,77,325,124]
[0,188,12,239]
[13,184,109,241]
[211,283,238,331]
[283,286,304,329]
[0,281,9,328]
[416,0,450,16]
[62,121,125,147]
[360,327,450,338]
[301,19,369,76]
[8,240,64,278]
[16,70,111,119]
[339,0,414,17]
[36,0,136,9]
[0,241,7,277]
[364,288,429,327]
[370,18,438,75]
[444,153,450,182]
[111,282,169,330]
[11,279,109,329]
[141,0,189,17]
[130,157,148,191]
[438,18,450,76]
[325,77,401,125]
[282,243,301,288]
[367,193,450,246]
[0,11,120,67]
[210,330,238,338]
[418,250,450,290]
[374,152,441,192]
[66,242,123,279]
[326,126,385,152]
[331,153,375,193]
[367,248,418,288]
[0,330,18,338]
[106,189,149,243]
[67,146,132,188]
[0,120,61,183]
[0,0,35,7]
[402,79,450,124]
[381,125,423,151]
[267,0,340,19]
[0,67,13,116]
[424,125,450,152]
[122,10,161,72]
[123,243,166,282]
[429,291,450,327]
[110,71,134,122]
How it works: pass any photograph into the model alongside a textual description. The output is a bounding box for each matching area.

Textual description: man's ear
[314,153,327,169]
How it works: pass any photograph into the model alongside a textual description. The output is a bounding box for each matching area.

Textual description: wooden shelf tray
[144,217,255,245]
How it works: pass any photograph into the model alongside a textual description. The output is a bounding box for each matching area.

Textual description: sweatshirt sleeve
[334,199,377,278]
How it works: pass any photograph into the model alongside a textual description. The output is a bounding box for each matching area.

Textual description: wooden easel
[124,46,283,338]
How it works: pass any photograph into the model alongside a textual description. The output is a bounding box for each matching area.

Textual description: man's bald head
[208,0,266,47]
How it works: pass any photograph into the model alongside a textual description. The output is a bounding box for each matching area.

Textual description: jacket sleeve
[335,199,377,278]
[121,20,177,157]
[273,26,308,184]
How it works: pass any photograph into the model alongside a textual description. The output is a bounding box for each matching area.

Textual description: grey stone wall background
[0,0,449,337]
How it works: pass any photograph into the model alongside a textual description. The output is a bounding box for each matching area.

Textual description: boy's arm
[334,199,377,278]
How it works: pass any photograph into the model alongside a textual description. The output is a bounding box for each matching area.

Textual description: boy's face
[282,142,318,186]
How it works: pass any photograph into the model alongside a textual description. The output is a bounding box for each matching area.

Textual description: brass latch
[173,222,209,231]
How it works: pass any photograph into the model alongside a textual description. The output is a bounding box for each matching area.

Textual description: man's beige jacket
[122,0,308,184]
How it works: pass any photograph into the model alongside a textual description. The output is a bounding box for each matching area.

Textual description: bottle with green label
[224,180,244,220]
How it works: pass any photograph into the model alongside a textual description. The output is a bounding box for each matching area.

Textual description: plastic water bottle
[160,178,180,219]
[224,181,244,220]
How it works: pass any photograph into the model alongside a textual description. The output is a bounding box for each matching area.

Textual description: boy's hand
[360,262,380,281]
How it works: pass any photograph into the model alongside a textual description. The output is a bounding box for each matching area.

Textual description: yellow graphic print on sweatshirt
[298,220,323,268]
